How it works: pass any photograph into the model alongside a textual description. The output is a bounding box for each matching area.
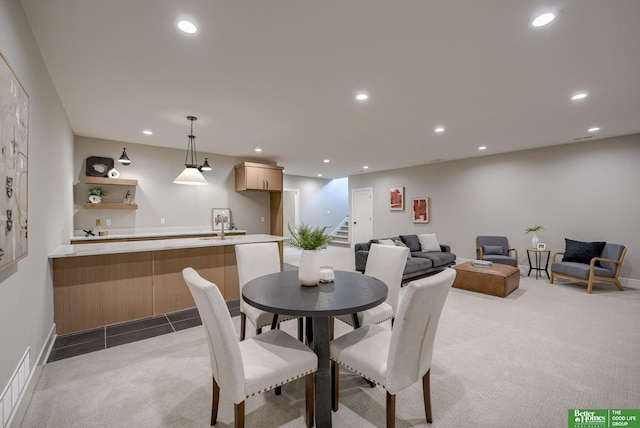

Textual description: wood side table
[526,248,551,279]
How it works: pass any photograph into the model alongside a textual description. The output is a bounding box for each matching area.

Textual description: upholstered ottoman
[453,262,520,297]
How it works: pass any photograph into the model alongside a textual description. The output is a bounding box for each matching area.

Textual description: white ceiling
[20,0,640,179]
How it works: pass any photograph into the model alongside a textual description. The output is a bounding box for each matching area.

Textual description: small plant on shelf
[88,187,108,204]
[88,187,108,197]
[286,223,332,250]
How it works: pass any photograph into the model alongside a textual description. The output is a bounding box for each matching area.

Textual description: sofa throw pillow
[563,238,606,264]
[483,245,504,255]
[400,234,421,252]
[394,239,412,260]
[418,233,441,252]
[378,239,395,246]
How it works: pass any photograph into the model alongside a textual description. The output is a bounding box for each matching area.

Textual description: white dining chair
[334,243,409,329]
[182,267,317,428]
[235,242,303,340]
[330,268,456,427]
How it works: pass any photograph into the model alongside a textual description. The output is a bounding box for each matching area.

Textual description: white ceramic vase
[298,250,320,286]
[531,232,540,249]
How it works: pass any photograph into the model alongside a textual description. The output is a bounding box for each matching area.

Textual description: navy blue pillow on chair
[563,239,606,264]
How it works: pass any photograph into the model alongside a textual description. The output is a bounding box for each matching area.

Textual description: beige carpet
[21,247,640,427]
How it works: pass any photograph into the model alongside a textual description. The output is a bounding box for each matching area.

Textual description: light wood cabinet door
[235,162,283,192]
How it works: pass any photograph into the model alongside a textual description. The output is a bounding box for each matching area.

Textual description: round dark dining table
[242,269,387,428]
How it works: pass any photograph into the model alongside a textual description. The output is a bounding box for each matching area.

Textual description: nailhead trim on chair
[253,315,298,329]
[245,368,318,398]
[341,315,392,328]
[331,359,384,389]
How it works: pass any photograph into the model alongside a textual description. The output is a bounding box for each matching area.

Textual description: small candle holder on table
[319,266,334,283]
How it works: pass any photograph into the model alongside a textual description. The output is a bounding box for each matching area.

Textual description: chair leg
[305,317,313,346]
[275,386,282,395]
[613,279,625,291]
[331,361,339,412]
[256,327,262,335]
[234,401,245,428]
[240,313,246,340]
[305,373,315,428]
[549,272,555,284]
[329,317,334,341]
[298,317,304,342]
[211,376,220,425]
[423,369,433,423]
[386,392,396,428]
[587,277,594,294]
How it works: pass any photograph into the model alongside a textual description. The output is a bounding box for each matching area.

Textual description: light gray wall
[1,0,73,398]
[349,134,640,281]
[74,137,272,234]
[283,175,348,231]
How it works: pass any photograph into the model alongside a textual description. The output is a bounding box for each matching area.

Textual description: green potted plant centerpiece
[524,224,544,248]
[286,223,333,286]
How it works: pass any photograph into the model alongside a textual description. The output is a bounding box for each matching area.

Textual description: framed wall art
[212,208,231,231]
[0,50,29,272]
[412,197,430,223]
[389,186,404,211]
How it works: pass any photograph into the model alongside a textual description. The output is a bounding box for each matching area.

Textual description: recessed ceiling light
[531,11,557,27]
[588,127,600,132]
[363,165,369,169]
[323,159,330,163]
[142,130,153,135]
[478,146,487,151]
[317,174,323,177]
[355,91,369,102]
[254,148,262,152]
[177,20,198,34]
[434,126,445,133]
[571,92,588,101]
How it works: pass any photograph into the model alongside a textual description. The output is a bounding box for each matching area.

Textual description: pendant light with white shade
[174,115,208,185]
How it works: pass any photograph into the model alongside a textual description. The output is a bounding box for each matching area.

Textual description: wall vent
[0,348,30,427]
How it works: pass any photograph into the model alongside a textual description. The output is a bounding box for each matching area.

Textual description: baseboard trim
[8,323,56,428]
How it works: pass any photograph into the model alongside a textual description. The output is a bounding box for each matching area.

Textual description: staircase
[329,217,350,246]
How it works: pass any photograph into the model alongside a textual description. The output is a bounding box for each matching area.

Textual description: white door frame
[351,187,373,246]
[283,188,300,236]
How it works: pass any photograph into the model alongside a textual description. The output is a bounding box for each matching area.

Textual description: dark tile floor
[48,299,240,363]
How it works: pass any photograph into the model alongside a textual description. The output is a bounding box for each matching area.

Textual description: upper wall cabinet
[234,162,283,192]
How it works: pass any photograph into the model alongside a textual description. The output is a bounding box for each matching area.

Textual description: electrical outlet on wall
[161,218,165,225]
[105,219,111,226]
[261,217,265,223]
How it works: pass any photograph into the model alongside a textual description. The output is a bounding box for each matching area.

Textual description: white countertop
[49,234,284,258]
[70,226,246,242]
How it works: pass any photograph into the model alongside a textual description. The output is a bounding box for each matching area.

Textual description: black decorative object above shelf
[86,156,114,177]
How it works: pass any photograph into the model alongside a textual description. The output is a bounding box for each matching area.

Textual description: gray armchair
[550,241,626,294]
[476,236,519,267]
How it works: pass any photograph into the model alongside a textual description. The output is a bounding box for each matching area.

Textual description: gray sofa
[355,234,456,281]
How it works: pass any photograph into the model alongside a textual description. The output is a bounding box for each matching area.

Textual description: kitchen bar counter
[50,234,284,334]
[50,233,280,258]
